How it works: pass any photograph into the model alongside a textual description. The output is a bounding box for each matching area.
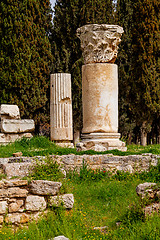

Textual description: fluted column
[50,73,73,145]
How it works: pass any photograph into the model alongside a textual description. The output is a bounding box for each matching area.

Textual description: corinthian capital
[77,24,124,64]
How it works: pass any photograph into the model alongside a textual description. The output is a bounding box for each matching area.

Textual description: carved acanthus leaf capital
[77,24,124,64]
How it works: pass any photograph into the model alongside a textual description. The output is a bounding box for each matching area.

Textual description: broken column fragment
[50,73,73,147]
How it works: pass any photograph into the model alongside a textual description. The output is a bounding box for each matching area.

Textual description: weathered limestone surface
[76,24,126,151]
[49,194,74,209]
[144,203,160,216]
[29,180,62,196]
[50,73,73,144]
[54,236,69,240]
[0,104,34,145]
[1,162,33,178]
[82,64,118,133]
[9,200,24,213]
[0,154,159,178]
[1,119,35,133]
[0,179,74,225]
[136,182,160,216]
[0,180,28,188]
[25,195,46,211]
[0,132,33,145]
[0,187,28,198]
[0,201,8,214]
[77,24,124,64]
[0,104,20,120]
[136,183,157,199]
[5,213,29,224]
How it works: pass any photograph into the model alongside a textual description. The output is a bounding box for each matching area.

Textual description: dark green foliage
[130,0,160,142]
[116,0,136,143]
[0,0,53,128]
[51,0,114,130]
[116,0,160,144]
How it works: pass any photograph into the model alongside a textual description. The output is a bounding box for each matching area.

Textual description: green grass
[0,159,159,239]
[0,136,159,158]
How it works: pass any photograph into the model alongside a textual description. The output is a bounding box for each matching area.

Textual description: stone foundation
[78,133,127,151]
[0,179,74,225]
[0,154,159,178]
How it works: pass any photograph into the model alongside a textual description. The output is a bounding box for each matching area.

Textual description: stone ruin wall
[0,153,159,226]
[0,154,159,178]
[0,179,74,226]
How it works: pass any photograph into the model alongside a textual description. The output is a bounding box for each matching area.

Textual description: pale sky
[50,0,56,9]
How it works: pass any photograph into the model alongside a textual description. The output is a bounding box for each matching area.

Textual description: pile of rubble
[0,104,35,145]
[136,182,160,216]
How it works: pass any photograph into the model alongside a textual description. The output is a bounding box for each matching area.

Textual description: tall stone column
[76,24,127,151]
[50,73,73,147]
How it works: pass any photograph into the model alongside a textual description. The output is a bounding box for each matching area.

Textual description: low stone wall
[0,153,159,178]
[0,179,74,225]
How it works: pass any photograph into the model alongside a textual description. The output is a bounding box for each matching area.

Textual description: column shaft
[50,73,73,141]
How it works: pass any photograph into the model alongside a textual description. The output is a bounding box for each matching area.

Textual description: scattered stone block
[144,203,160,216]
[49,194,74,209]
[0,104,20,120]
[1,119,35,133]
[136,182,157,199]
[13,152,23,157]
[25,195,46,211]
[29,180,62,196]
[54,236,69,240]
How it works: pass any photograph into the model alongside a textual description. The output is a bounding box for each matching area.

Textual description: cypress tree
[130,0,160,145]
[52,0,114,130]
[0,0,53,129]
[116,0,136,144]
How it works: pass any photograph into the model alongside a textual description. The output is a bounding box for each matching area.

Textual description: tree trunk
[141,130,147,146]
[140,122,147,146]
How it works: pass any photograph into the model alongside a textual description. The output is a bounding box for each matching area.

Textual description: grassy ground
[0,157,159,239]
[0,136,160,158]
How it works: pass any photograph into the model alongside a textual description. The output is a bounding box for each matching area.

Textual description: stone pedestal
[76,24,126,151]
[50,73,73,147]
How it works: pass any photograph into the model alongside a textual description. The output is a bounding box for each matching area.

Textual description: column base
[54,140,74,148]
[76,133,127,152]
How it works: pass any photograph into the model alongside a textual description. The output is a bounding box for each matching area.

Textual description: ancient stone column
[76,24,127,151]
[50,73,73,147]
